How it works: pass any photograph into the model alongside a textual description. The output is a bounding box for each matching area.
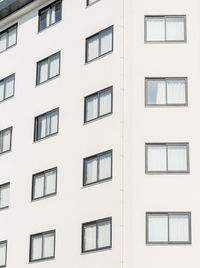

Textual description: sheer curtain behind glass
[167,80,186,104]
[148,215,168,242]
[8,27,17,47]
[43,233,54,258]
[98,221,111,248]
[146,17,165,41]
[166,17,185,41]
[5,75,14,99]
[38,115,47,139]
[51,5,56,24]
[84,224,96,251]
[0,243,6,266]
[168,145,187,171]
[50,110,58,134]
[99,152,111,180]
[31,236,42,260]
[100,28,112,55]
[34,174,44,199]
[169,215,189,242]
[147,145,167,172]
[0,33,7,52]
[85,158,97,184]
[49,53,60,78]
[0,81,4,101]
[45,170,56,195]
[86,95,98,121]
[87,35,99,61]
[38,60,48,84]
[0,184,9,208]
[2,129,11,152]
[99,89,112,116]
[147,80,166,104]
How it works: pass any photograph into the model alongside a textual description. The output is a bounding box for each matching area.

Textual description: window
[86,26,113,62]
[83,150,112,186]
[87,0,99,6]
[146,212,191,244]
[34,108,59,141]
[0,128,12,154]
[146,78,187,105]
[146,143,189,173]
[0,24,17,53]
[32,168,57,200]
[84,86,113,122]
[82,218,112,253]
[0,183,9,209]
[39,0,62,32]
[0,74,15,102]
[145,16,186,42]
[30,230,55,262]
[36,52,60,85]
[0,241,7,267]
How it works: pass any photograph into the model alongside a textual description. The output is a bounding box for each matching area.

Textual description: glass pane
[51,2,61,24]
[43,232,54,258]
[2,129,11,152]
[0,243,6,266]
[50,110,58,134]
[49,53,60,78]
[0,184,9,208]
[169,214,189,242]
[5,75,14,99]
[33,174,44,199]
[148,215,168,242]
[83,224,96,251]
[147,145,167,172]
[99,152,111,180]
[146,17,165,41]
[0,33,7,52]
[88,0,97,4]
[100,27,113,55]
[86,94,98,121]
[37,115,47,139]
[98,221,111,248]
[7,27,17,47]
[39,9,49,31]
[0,81,4,101]
[166,17,185,41]
[87,35,99,61]
[85,157,98,184]
[31,236,42,260]
[167,80,186,104]
[168,145,188,171]
[99,88,112,116]
[146,80,166,104]
[37,59,48,84]
[45,169,56,195]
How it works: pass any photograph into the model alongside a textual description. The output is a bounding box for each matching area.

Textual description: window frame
[146,212,191,244]
[85,25,114,63]
[145,143,189,174]
[145,77,188,106]
[0,24,17,54]
[0,182,10,210]
[32,167,57,201]
[0,74,15,103]
[0,240,7,268]
[84,86,113,123]
[82,217,112,253]
[34,108,59,142]
[86,0,100,6]
[29,230,56,262]
[83,149,112,186]
[144,15,187,43]
[38,0,62,32]
[36,51,61,86]
[0,127,12,155]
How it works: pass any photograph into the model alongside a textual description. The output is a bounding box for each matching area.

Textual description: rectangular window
[36,52,60,85]
[32,168,57,200]
[0,241,7,267]
[83,150,112,186]
[0,183,9,209]
[86,26,113,62]
[146,212,191,244]
[87,0,98,6]
[39,0,62,32]
[146,143,189,173]
[0,128,12,154]
[34,108,59,141]
[82,217,112,253]
[30,230,55,262]
[0,24,17,53]
[146,78,187,105]
[84,86,113,122]
[145,16,186,42]
[0,74,15,102]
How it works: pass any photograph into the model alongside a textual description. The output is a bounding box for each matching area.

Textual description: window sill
[35,73,60,87]
[31,192,57,202]
[0,43,17,56]
[85,50,113,65]
[145,171,189,175]
[82,177,112,188]
[144,40,187,44]
[81,247,112,255]
[145,104,188,107]
[86,0,101,8]
[33,132,59,144]
[29,256,55,263]
[37,20,62,34]
[146,242,191,245]
[83,112,113,125]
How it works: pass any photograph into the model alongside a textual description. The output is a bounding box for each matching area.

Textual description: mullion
[47,57,50,80]
[41,234,44,259]
[3,79,6,101]
[98,32,101,57]
[0,132,3,153]
[167,214,170,243]
[45,113,49,137]
[5,30,8,50]
[43,172,47,196]
[164,16,167,41]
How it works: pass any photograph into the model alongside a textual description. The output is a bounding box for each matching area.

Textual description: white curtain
[169,215,189,242]
[84,224,96,251]
[0,33,7,52]
[98,221,110,248]
[167,80,185,104]
[148,215,168,242]
[0,243,6,266]
[168,145,187,171]
[46,8,51,27]
[99,89,112,116]
[50,110,58,134]
[87,35,99,61]
[38,60,48,83]
[43,233,54,258]
[99,152,111,180]
[86,158,97,184]
[31,236,42,260]
[38,115,47,139]
[51,5,56,24]
[0,81,4,101]
[49,53,59,78]
[45,170,56,195]
[146,17,165,41]
[0,184,9,208]
[86,95,98,121]
[34,174,44,199]
[147,80,166,104]
[166,17,185,41]
[147,145,167,172]
[2,129,11,152]
[100,28,112,55]
[7,27,17,47]
[5,75,14,98]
